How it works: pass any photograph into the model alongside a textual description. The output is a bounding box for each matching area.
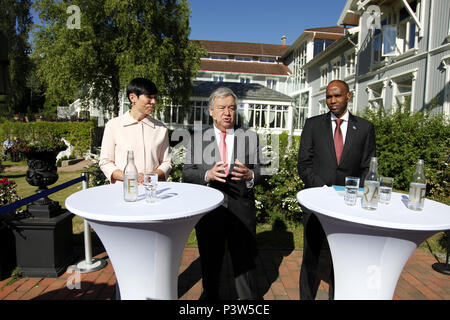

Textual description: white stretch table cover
[297,187,450,300]
[66,182,224,300]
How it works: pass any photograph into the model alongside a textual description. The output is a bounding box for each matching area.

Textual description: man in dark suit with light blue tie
[297,80,376,300]
[182,87,262,300]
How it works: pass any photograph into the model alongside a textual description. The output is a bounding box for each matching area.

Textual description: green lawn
[1,161,446,257]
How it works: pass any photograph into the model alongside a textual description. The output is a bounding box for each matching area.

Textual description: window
[293,92,309,129]
[345,51,356,77]
[213,75,224,82]
[368,82,385,110]
[187,101,209,125]
[236,56,251,62]
[376,3,419,60]
[373,27,384,64]
[164,104,186,125]
[320,65,328,88]
[392,74,414,111]
[247,104,288,129]
[292,43,307,91]
[211,55,227,60]
[240,77,251,84]
[266,79,277,90]
[331,59,341,81]
[267,105,289,129]
[397,17,416,54]
[383,25,397,56]
[260,57,276,63]
[318,98,327,115]
[314,39,334,57]
[347,90,355,114]
[443,57,450,118]
[248,104,266,128]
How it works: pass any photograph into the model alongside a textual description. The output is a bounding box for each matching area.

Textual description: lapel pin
[352,125,357,130]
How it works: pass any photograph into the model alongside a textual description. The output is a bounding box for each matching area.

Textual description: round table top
[297,187,450,231]
[65,182,224,223]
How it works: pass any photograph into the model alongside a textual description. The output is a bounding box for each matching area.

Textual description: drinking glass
[344,176,360,206]
[143,173,158,203]
[379,177,394,204]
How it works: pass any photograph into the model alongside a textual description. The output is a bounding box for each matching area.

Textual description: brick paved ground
[0,247,448,300]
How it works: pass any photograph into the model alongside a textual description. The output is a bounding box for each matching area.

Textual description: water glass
[344,176,360,206]
[143,173,158,203]
[379,177,394,204]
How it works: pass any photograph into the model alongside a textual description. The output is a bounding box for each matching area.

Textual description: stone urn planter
[25,149,62,218]
[12,148,76,277]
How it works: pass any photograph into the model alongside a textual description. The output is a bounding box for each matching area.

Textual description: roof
[193,40,289,58]
[304,26,347,38]
[192,81,293,102]
[281,26,347,58]
[199,59,292,76]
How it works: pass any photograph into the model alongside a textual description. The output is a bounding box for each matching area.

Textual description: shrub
[254,132,304,225]
[361,106,450,204]
[0,120,95,157]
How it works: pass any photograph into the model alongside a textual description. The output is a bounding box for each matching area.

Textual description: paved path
[0,247,448,300]
[3,159,93,173]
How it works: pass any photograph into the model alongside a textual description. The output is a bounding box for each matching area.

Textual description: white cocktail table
[297,187,450,300]
[66,182,223,300]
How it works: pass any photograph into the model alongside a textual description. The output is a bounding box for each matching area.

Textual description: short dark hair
[327,80,349,93]
[126,78,158,103]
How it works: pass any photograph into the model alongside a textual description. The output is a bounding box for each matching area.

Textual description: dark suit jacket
[182,127,262,232]
[297,111,376,188]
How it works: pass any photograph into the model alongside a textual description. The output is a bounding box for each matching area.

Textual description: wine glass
[144,173,158,203]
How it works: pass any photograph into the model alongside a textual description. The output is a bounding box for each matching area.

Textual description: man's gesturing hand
[231,159,253,181]
[205,162,228,183]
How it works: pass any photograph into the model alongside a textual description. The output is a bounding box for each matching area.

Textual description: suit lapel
[323,112,336,163]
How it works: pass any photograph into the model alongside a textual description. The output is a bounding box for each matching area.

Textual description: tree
[0,0,33,115]
[32,0,204,117]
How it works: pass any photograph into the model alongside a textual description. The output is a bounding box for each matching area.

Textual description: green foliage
[361,106,450,204]
[255,132,304,225]
[0,0,33,115]
[0,120,95,157]
[32,0,204,116]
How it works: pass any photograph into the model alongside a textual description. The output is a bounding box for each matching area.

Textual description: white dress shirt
[205,125,254,188]
[330,110,349,145]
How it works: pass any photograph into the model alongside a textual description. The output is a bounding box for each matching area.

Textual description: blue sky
[188,0,347,45]
[31,1,347,46]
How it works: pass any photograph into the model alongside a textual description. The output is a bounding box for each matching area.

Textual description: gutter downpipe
[423,0,432,111]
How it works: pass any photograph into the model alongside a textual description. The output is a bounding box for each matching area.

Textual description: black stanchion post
[432,231,450,275]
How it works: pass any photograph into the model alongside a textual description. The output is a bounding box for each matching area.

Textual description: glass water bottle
[407,159,426,211]
[362,157,380,210]
[123,150,138,202]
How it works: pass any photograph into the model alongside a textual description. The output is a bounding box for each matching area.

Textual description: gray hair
[208,87,238,109]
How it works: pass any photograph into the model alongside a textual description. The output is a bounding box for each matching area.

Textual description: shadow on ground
[177,218,295,299]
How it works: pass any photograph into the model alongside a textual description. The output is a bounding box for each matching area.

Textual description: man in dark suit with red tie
[297,80,376,300]
[182,87,261,300]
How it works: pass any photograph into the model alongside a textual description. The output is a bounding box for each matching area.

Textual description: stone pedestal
[13,209,75,278]
[0,226,16,280]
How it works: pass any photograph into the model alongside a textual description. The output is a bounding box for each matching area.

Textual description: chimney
[281,35,287,46]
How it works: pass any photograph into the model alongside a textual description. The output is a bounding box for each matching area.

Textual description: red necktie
[334,119,344,165]
[220,131,229,175]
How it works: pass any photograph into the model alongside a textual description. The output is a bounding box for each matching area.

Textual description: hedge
[0,119,95,157]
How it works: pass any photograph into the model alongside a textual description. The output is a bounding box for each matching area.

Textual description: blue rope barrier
[0,175,86,216]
